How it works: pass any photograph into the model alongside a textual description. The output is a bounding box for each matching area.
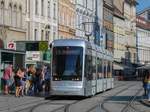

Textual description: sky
[136,0,150,12]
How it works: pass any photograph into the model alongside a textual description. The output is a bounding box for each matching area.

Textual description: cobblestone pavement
[0,81,149,112]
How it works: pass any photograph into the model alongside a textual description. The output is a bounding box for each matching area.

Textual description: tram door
[84,49,96,96]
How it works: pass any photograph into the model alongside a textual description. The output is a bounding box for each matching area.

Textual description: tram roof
[52,39,113,58]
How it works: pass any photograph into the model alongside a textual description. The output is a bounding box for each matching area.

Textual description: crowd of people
[1,64,51,97]
[143,70,150,102]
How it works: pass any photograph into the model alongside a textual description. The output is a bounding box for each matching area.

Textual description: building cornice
[125,0,138,6]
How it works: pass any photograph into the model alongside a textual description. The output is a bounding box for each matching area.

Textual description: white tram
[50,39,114,96]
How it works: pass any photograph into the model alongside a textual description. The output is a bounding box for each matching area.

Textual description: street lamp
[82,22,93,41]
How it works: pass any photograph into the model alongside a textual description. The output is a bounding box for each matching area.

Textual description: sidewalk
[0,94,46,112]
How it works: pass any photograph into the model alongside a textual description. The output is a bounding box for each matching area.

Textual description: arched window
[35,0,38,15]
[0,0,5,24]
[13,4,17,27]
[19,5,22,28]
[47,0,50,17]
[9,3,12,26]
[41,0,44,16]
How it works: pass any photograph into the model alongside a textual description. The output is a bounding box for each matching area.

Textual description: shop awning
[113,64,124,70]
[136,64,150,70]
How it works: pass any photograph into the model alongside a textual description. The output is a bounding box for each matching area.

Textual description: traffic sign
[7,41,16,50]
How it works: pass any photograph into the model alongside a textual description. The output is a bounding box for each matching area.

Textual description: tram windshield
[52,46,83,81]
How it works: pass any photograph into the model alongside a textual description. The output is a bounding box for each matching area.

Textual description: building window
[34,29,37,40]
[45,31,49,40]
[53,32,56,40]
[9,3,12,26]
[19,6,22,28]
[41,0,44,16]
[41,30,44,40]
[35,0,38,15]
[0,1,5,24]
[53,3,56,19]
[48,1,50,17]
[13,4,17,27]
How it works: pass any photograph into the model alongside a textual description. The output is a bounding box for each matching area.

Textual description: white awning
[137,64,150,70]
[113,64,124,70]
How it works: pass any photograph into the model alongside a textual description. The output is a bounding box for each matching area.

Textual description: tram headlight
[76,78,79,81]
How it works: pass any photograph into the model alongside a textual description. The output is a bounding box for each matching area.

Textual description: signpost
[7,41,16,50]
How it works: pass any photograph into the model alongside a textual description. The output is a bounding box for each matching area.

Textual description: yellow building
[58,0,75,39]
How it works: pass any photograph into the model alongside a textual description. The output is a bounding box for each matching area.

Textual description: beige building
[103,0,114,52]
[113,0,137,78]
[124,0,137,64]
[58,0,75,39]
[26,0,58,42]
[0,0,26,48]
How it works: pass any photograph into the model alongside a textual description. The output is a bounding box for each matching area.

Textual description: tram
[50,39,114,96]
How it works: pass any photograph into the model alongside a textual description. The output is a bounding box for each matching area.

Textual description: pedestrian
[20,68,26,96]
[34,68,43,95]
[44,66,51,96]
[146,72,150,102]
[2,64,13,95]
[14,68,25,97]
[143,70,148,96]
[26,65,36,96]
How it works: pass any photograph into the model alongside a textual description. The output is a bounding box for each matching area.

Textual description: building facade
[75,0,103,43]
[0,0,26,48]
[136,12,150,65]
[113,0,137,78]
[113,0,125,74]
[124,0,137,64]
[26,0,58,42]
[58,0,76,39]
[103,0,113,52]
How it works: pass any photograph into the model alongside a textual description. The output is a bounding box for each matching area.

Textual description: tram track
[27,82,135,112]
[100,84,143,112]
[13,96,85,112]
[121,88,143,112]
[1,82,137,112]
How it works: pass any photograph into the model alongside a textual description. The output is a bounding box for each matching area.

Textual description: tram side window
[104,61,108,78]
[97,58,103,79]
[85,55,94,80]
[92,56,96,80]
[107,62,112,78]
[107,61,110,78]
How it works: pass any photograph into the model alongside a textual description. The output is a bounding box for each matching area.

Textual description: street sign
[7,41,16,50]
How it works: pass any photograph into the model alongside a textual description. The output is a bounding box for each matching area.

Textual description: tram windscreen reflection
[52,47,83,81]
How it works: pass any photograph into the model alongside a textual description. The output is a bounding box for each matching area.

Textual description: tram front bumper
[50,86,84,96]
